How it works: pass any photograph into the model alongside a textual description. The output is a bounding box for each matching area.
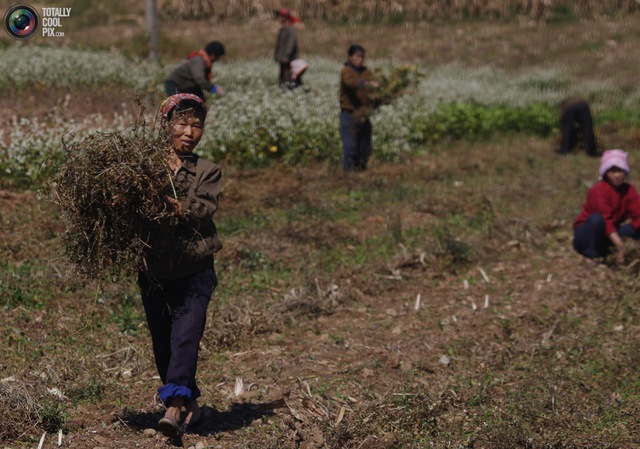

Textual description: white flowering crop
[1,46,632,183]
[0,46,161,90]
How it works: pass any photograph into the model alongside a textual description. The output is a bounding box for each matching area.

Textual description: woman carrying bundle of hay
[139,93,222,437]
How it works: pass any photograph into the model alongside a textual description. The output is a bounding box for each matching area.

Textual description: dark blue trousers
[573,213,640,258]
[138,268,216,406]
[340,110,372,172]
[560,101,597,156]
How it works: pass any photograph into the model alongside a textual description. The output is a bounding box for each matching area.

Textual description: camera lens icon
[4,4,39,39]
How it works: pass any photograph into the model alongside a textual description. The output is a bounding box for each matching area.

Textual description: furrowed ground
[1,9,640,449]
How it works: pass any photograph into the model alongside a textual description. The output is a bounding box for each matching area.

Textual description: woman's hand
[166,195,182,213]
[609,231,625,265]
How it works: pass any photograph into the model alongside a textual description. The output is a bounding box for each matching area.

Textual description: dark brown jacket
[339,64,375,113]
[166,56,214,93]
[274,25,298,63]
[144,154,222,280]
[560,96,587,117]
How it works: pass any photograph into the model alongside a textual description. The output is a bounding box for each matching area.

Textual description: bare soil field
[2,136,639,448]
[1,12,639,449]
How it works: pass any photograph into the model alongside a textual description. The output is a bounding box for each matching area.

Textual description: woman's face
[605,166,627,188]
[348,51,365,68]
[170,113,204,156]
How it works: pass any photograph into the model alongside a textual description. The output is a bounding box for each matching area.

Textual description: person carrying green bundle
[339,44,379,172]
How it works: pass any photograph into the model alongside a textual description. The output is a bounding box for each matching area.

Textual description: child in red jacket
[573,149,640,264]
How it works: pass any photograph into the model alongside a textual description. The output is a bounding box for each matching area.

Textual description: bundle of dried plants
[46,115,178,279]
[1,380,47,441]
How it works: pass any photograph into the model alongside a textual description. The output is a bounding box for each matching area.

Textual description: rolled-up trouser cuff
[158,383,200,406]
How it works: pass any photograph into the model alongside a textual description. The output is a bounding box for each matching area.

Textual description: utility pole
[145,0,160,63]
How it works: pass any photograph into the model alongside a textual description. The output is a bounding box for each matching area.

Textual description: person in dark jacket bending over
[274,8,301,88]
[140,93,222,437]
[339,44,379,172]
[165,41,225,101]
[559,96,597,156]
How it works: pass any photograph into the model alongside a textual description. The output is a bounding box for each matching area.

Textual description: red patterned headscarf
[159,94,207,121]
[276,8,302,24]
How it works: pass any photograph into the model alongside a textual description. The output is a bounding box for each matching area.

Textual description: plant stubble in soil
[1,136,639,448]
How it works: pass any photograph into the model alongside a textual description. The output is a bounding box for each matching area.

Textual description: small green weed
[218,214,268,236]
[67,377,105,403]
[39,400,67,433]
[0,262,49,310]
[431,226,474,271]
[236,247,270,271]
[105,290,144,336]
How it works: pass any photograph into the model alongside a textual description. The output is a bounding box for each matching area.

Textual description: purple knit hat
[599,149,630,179]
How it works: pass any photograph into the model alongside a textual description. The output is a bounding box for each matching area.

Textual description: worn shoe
[184,401,202,429]
[158,416,180,438]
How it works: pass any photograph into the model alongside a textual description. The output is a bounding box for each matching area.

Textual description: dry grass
[45,112,177,279]
[3,135,640,447]
[0,380,41,440]
[159,0,640,21]
[205,237,359,350]
[326,388,449,448]
[2,7,640,448]
[0,378,64,440]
